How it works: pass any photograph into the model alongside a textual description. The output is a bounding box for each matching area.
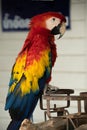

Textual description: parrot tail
[7,120,21,130]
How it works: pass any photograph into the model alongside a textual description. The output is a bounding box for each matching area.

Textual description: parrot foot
[44,84,59,94]
[19,119,32,130]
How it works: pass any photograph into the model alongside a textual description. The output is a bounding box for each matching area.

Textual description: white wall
[0,0,87,129]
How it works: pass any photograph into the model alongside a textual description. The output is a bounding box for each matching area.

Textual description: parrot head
[30,11,66,38]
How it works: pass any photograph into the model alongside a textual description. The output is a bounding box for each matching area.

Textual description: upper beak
[58,22,66,39]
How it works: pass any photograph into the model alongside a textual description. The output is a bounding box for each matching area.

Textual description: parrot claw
[44,84,59,95]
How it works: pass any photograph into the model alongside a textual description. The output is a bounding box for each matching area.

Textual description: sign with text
[1,0,70,31]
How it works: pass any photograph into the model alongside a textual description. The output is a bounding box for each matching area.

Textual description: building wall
[0,0,87,129]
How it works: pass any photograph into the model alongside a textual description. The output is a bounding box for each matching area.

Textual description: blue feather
[5,70,47,130]
[7,120,21,130]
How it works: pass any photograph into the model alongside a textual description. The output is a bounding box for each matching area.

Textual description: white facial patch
[46,17,60,30]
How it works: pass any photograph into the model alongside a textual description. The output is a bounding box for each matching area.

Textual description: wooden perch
[75,124,87,130]
[19,118,67,130]
[19,114,87,130]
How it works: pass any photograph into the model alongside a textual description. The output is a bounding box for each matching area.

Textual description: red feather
[30,11,66,29]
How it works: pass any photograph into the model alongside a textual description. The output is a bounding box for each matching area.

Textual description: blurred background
[0,0,87,129]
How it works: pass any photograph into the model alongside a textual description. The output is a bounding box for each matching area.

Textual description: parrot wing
[5,50,29,111]
[5,34,52,119]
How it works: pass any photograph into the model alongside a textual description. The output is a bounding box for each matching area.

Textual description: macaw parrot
[5,11,66,130]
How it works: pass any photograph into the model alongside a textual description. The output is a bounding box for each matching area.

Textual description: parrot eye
[52,18,55,21]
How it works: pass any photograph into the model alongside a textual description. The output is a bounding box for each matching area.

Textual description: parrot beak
[51,22,66,39]
[58,34,63,39]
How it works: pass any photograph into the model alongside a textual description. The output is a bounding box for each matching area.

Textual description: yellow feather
[10,49,51,95]
[9,82,16,92]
